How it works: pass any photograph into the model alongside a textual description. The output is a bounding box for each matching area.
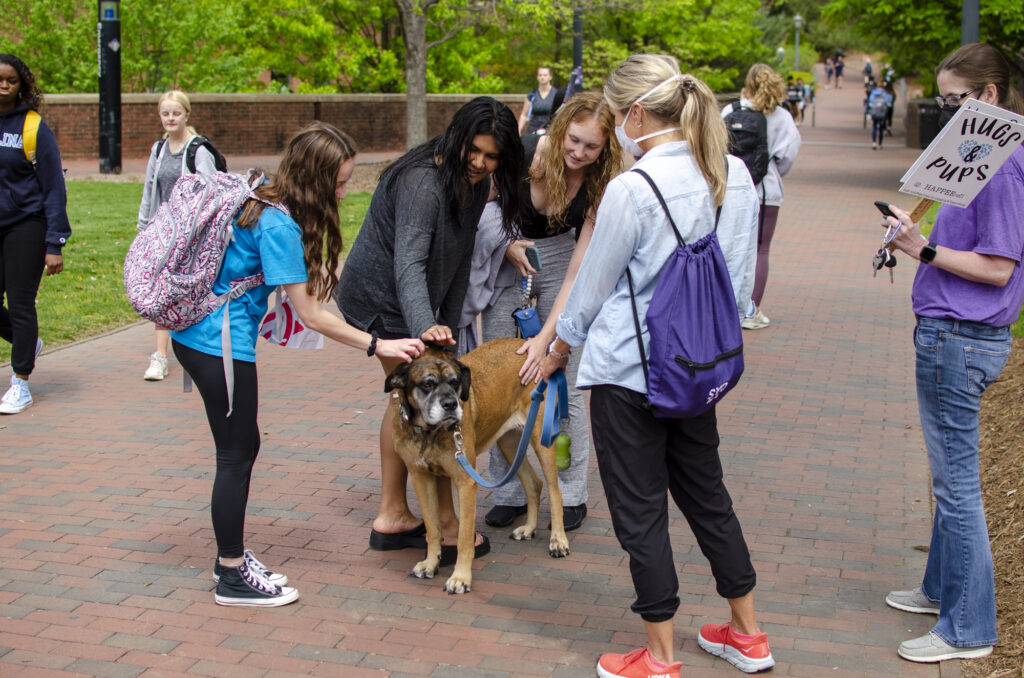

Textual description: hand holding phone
[874,200,897,218]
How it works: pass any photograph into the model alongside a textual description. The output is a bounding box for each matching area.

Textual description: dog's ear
[456,361,471,401]
[384,362,411,393]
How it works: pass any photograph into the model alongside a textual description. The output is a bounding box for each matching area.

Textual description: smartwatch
[919,241,938,264]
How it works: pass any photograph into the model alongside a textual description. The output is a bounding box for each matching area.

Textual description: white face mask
[615,75,684,158]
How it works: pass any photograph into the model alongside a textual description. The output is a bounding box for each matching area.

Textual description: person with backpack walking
[867,81,892,149]
[879,42,1024,664]
[335,97,525,563]
[537,54,771,678]
[0,54,70,415]
[471,91,623,533]
[137,90,222,382]
[168,122,424,607]
[723,63,801,330]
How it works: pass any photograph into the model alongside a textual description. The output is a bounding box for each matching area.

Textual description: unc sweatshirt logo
[0,132,24,149]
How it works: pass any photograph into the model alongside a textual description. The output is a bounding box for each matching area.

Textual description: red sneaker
[596,648,681,678]
[697,621,775,673]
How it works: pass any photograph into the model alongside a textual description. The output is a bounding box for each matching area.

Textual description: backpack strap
[22,110,41,168]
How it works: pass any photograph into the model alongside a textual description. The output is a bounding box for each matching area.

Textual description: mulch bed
[963,335,1024,678]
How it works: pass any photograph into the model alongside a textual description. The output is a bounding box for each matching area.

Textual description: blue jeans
[915,316,1010,647]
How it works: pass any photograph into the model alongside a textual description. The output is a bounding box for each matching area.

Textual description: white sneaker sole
[898,643,992,663]
[143,371,167,381]
[215,586,299,607]
[0,400,32,414]
[698,634,776,673]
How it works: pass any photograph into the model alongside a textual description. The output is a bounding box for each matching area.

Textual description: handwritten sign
[900,99,1024,207]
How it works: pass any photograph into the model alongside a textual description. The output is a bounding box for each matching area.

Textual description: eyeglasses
[934,88,981,108]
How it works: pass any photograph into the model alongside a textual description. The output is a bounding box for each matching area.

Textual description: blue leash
[455,369,569,488]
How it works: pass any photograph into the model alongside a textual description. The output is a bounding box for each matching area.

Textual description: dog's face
[385,350,471,429]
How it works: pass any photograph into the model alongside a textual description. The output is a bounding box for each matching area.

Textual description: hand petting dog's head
[385,348,471,429]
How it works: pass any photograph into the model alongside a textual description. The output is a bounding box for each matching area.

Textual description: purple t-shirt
[912,144,1024,328]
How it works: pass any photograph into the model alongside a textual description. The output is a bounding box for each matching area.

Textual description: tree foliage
[821,0,1024,89]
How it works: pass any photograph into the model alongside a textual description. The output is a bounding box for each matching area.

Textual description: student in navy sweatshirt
[0,54,70,414]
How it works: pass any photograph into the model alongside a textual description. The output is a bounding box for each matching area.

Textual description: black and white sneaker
[213,549,288,586]
[214,561,299,607]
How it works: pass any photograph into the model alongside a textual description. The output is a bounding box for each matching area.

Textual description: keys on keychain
[871,246,897,282]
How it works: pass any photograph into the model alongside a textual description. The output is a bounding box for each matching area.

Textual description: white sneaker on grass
[143,352,169,381]
[0,375,32,414]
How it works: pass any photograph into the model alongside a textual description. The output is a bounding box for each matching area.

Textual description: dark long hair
[937,43,1024,115]
[236,121,358,301]
[381,96,525,240]
[0,54,43,111]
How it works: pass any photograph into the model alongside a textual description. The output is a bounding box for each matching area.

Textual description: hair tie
[679,79,697,93]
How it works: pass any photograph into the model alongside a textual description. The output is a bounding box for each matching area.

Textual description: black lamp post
[98,0,121,174]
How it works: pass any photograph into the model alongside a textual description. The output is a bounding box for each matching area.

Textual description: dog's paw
[444,575,471,594]
[510,525,536,541]
[548,535,570,558]
[412,560,438,579]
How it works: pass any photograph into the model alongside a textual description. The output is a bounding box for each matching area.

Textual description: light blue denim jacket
[556,141,759,392]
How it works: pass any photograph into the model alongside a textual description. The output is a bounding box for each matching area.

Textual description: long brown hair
[741,63,787,113]
[531,91,622,231]
[937,43,1024,115]
[236,121,358,301]
[604,54,729,205]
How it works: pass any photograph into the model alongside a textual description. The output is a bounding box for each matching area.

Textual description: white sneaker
[898,632,992,663]
[143,352,169,381]
[741,308,771,330]
[0,375,32,414]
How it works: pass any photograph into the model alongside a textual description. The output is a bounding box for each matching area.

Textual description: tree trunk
[397,2,429,148]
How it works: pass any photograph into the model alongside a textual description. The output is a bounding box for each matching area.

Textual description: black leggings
[0,215,47,376]
[173,341,260,558]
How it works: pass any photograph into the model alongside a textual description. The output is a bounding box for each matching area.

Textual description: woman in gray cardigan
[136,90,217,382]
[336,96,525,562]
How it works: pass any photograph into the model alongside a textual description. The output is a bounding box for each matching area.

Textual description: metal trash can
[917,100,941,149]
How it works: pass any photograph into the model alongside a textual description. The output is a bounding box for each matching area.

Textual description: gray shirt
[155,146,185,206]
[336,162,489,340]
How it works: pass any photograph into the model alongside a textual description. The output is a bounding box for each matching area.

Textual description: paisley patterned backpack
[124,171,285,330]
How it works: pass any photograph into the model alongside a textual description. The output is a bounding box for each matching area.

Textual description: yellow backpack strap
[23,110,41,167]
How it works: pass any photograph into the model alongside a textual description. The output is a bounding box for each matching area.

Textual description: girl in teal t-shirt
[172,122,424,609]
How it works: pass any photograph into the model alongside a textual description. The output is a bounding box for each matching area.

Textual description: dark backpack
[156,135,228,173]
[723,103,770,186]
[868,91,889,120]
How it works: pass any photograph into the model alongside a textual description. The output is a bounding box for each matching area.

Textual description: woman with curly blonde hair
[724,63,801,330]
[477,90,623,531]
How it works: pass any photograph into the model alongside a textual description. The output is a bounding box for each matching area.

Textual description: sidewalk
[1,64,959,677]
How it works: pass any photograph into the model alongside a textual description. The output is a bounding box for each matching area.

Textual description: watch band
[920,241,938,264]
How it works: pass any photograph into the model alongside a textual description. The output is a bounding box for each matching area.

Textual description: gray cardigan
[336,162,489,340]
[136,136,217,230]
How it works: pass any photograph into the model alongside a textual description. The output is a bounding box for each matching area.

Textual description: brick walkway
[2,65,962,677]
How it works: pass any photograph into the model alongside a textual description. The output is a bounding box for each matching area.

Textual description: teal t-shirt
[170,207,308,362]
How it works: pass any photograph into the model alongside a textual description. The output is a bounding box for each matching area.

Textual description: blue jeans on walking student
[914,316,1011,648]
[871,116,886,145]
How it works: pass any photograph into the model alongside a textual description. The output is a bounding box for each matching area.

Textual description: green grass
[0,181,373,364]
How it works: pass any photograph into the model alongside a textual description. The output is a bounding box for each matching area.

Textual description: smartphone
[525,245,543,271]
[874,200,897,218]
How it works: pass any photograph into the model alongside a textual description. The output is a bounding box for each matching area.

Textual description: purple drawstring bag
[626,168,744,418]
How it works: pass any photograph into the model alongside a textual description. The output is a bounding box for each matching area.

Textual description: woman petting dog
[335,97,525,563]
[171,123,424,608]
[474,91,623,532]
[539,55,772,677]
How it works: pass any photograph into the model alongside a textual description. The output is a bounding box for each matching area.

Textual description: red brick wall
[41,93,525,159]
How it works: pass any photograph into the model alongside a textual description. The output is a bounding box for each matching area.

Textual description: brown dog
[384,337,570,594]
